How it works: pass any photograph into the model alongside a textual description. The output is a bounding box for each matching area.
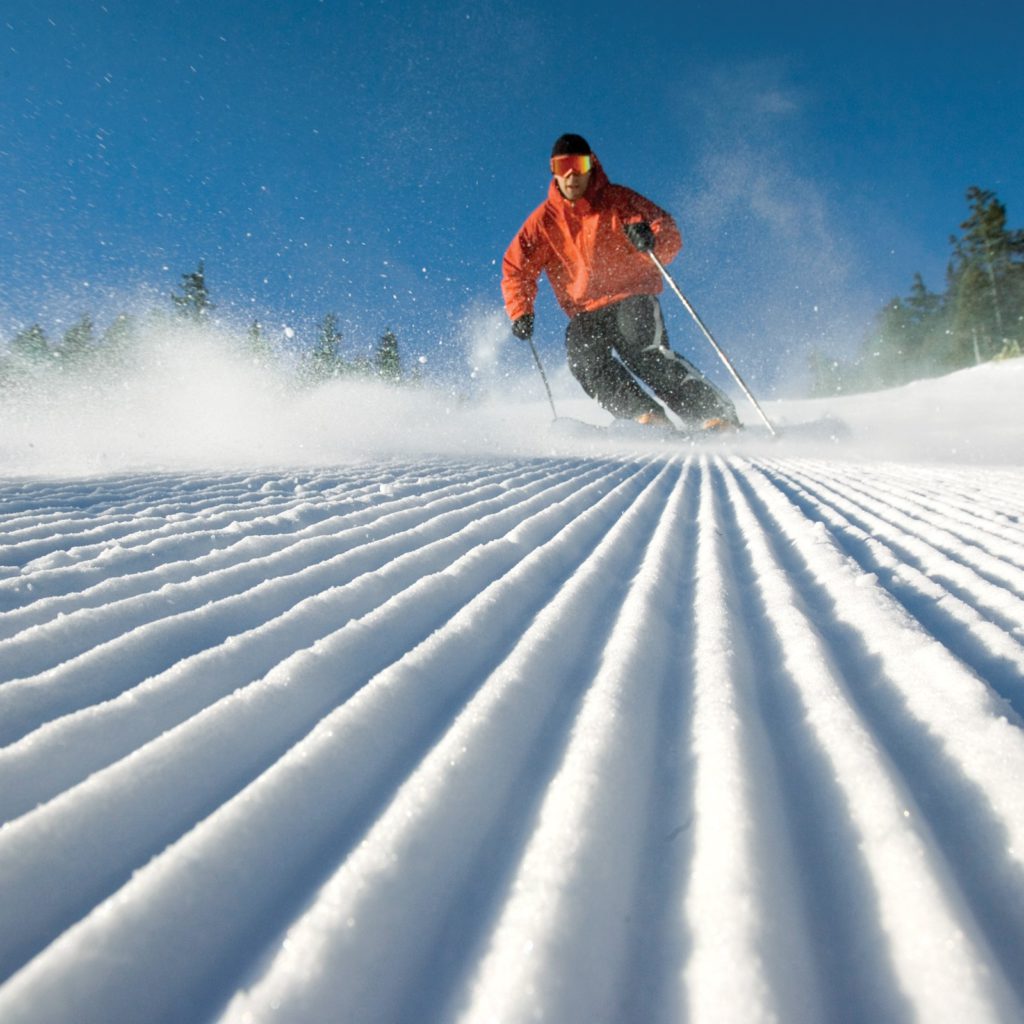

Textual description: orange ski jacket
[502,158,682,321]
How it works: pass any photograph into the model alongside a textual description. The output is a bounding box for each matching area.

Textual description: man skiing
[502,133,739,431]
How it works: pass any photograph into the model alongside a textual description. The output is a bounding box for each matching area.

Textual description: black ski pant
[564,294,735,426]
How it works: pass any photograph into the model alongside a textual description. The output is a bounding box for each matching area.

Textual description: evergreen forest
[809,186,1024,395]
[0,261,412,392]
[3,186,1021,399]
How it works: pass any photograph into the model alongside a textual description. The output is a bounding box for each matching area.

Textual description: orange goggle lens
[550,153,592,176]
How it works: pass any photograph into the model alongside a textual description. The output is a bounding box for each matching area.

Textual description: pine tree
[946,187,1024,366]
[868,296,914,386]
[863,274,947,388]
[312,313,345,380]
[861,186,1023,390]
[10,324,50,363]
[60,315,95,369]
[375,329,401,383]
[172,261,214,321]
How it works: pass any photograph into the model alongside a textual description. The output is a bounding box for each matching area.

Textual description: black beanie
[551,133,592,157]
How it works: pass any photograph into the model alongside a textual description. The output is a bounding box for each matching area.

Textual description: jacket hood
[547,155,609,210]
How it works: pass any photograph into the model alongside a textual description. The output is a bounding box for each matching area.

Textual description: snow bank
[1,321,1021,475]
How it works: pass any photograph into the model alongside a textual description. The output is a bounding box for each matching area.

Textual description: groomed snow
[0,348,1023,1023]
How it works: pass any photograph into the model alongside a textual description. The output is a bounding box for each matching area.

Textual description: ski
[549,415,850,445]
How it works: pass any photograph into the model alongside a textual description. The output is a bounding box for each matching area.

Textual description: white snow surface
[1,347,1023,1023]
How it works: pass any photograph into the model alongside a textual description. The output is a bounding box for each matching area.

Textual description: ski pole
[648,252,777,437]
[527,337,559,421]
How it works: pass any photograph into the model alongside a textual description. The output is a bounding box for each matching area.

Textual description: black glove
[511,313,534,341]
[624,221,656,253]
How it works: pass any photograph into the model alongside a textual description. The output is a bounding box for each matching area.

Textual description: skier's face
[554,167,590,201]
[551,153,592,202]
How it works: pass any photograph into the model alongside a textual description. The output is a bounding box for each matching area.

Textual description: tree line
[809,186,1024,395]
[0,261,410,389]
[8,188,1021,399]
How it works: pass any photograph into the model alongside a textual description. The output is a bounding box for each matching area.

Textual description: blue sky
[3,0,1022,390]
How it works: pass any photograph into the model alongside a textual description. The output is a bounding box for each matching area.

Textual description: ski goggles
[550,153,593,176]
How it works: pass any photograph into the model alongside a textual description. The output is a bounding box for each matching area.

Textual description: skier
[502,133,739,431]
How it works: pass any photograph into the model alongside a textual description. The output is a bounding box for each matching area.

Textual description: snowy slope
[0,357,1023,1023]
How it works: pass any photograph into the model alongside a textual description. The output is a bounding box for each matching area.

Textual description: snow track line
[0,471,540,647]
[782,460,1024,578]
[0,471,322,566]
[0,455,1022,1023]
[0,462,507,604]
[764,460,1024,625]
[0,459,621,750]
[0,464,597,708]
[216,461,689,1024]
[755,463,1024,719]
[673,459,821,1024]
[0,460,626,812]
[726,461,1024,1018]
[0,459,662,991]
[832,463,1024,549]
[0,461,545,624]
[710,462,917,1022]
